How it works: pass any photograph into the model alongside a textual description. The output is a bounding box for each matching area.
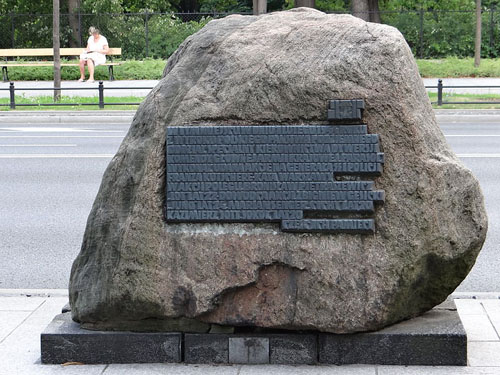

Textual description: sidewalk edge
[0,288,68,297]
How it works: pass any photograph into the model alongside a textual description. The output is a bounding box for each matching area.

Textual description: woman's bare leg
[87,59,95,81]
[79,60,86,80]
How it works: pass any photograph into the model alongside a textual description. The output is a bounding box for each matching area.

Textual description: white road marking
[439,122,500,125]
[0,154,114,158]
[0,136,124,138]
[0,127,124,133]
[457,154,500,158]
[0,144,77,147]
[445,135,500,137]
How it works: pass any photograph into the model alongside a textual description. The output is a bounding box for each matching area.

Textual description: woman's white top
[80,35,108,66]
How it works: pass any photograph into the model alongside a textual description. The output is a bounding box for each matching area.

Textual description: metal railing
[2,79,500,109]
[428,79,500,106]
[0,81,153,109]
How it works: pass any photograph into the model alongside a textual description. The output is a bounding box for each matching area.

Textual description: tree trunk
[295,0,315,9]
[53,0,61,102]
[368,0,381,23]
[475,0,482,67]
[253,0,267,15]
[352,0,381,23]
[352,0,369,22]
[67,0,80,47]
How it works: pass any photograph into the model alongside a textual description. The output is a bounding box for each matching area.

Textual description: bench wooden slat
[0,47,122,57]
[1,48,122,82]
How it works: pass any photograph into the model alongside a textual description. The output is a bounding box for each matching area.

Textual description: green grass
[0,95,145,110]
[417,57,500,78]
[428,92,500,109]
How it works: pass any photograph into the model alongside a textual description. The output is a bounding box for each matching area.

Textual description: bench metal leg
[108,65,115,81]
[2,67,8,82]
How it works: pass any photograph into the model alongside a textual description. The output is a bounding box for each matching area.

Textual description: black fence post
[437,79,443,106]
[419,8,424,59]
[98,81,104,109]
[145,11,149,58]
[9,82,15,110]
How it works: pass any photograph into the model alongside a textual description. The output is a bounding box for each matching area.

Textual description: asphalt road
[0,112,499,292]
[436,112,500,292]
[0,120,126,289]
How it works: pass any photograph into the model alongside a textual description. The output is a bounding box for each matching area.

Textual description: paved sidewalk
[0,110,136,124]
[2,78,500,100]
[423,77,500,94]
[0,290,499,375]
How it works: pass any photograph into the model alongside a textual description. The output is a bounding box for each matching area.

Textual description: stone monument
[42,8,487,366]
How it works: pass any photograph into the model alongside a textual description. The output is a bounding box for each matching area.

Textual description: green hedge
[4,59,165,81]
[417,57,500,78]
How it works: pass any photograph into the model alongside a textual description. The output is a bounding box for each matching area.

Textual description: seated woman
[79,27,109,83]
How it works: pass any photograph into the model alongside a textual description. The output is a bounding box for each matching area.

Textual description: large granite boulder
[69,8,487,333]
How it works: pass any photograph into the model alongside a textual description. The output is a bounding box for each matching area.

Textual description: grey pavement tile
[468,342,500,367]
[486,318,500,337]
[481,300,500,315]
[0,297,103,375]
[485,316,500,338]
[0,363,106,375]
[0,311,31,342]
[239,364,376,374]
[0,297,46,311]
[460,314,499,341]
[0,297,70,370]
[455,299,486,315]
[378,366,500,374]
[481,300,500,335]
[104,363,240,374]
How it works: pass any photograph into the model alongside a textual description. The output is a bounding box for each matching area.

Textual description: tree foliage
[2,0,500,59]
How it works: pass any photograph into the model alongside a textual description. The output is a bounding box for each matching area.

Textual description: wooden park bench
[0,48,122,82]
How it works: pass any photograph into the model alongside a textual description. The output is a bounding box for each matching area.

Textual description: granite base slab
[41,303,466,366]
[319,303,467,366]
[184,333,317,364]
[41,313,182,364]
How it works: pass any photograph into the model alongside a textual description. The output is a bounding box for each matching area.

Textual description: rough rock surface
[69,8,487,333]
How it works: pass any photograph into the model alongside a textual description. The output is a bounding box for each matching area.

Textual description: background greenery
[3,0,500,59]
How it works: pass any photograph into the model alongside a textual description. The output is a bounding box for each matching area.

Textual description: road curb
[434,109,500,115]
[0,288,68,297]
[0,110,136,124]
[452,292,500,299]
